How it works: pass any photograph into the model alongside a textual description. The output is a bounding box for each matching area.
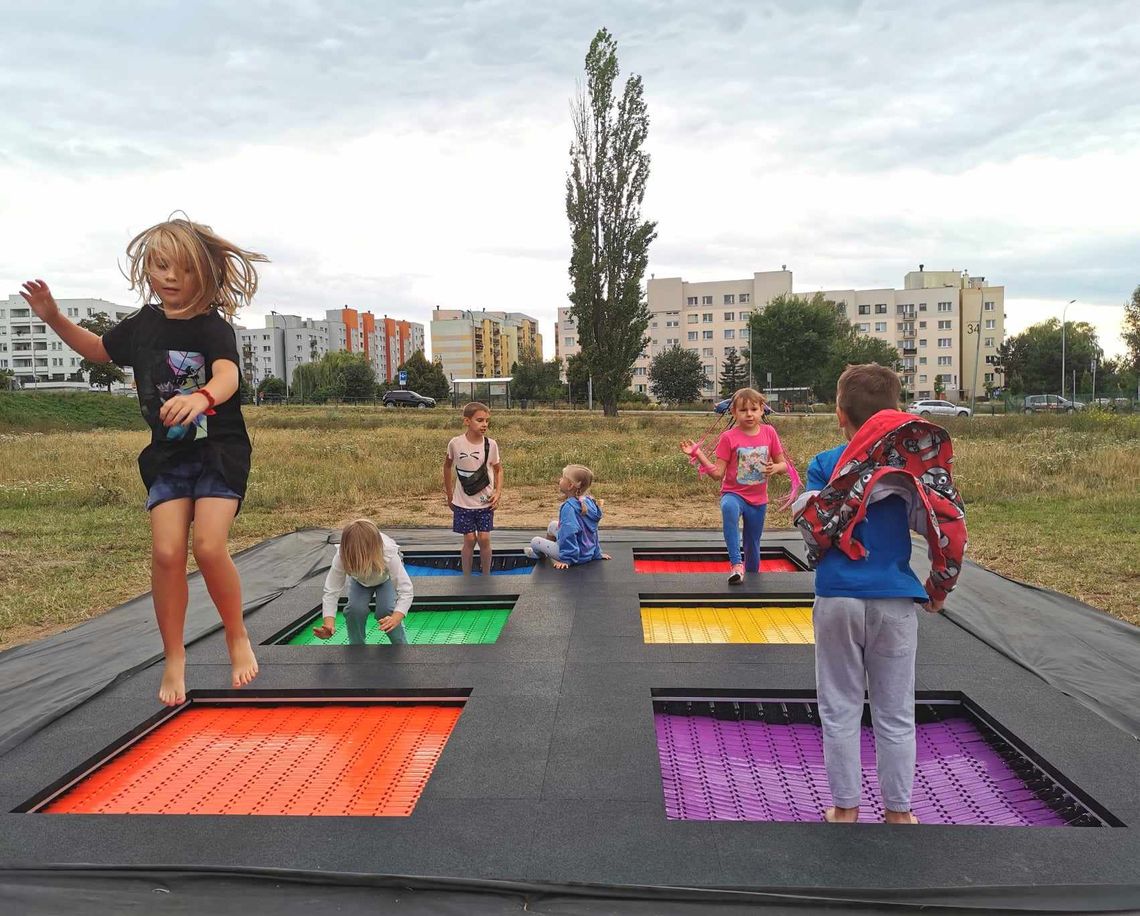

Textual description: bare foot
[159,655,187,706]
[884,810,919,825]
[227,633,259,688]
[824,806,859,823]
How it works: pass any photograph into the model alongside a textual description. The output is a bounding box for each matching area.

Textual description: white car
[907,399,971,418]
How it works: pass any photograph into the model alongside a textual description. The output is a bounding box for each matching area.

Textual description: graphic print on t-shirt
[142,349,209,442]
[735,445,769,484]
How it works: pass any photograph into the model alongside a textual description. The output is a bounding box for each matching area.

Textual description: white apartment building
[556,267,1005,403]
[1,294,137,388]
[236,309,425,391]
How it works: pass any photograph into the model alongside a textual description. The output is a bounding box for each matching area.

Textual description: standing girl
[525,464,610,569]
[315,520,414,645]
[681,388,787,584]
[21,217,267,705]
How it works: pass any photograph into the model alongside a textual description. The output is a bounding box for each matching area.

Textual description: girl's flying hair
[125,216,268,318]
[339,519,388,580]
[563,464,596,514]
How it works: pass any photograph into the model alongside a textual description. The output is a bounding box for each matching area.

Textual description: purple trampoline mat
[656,712,1072,826]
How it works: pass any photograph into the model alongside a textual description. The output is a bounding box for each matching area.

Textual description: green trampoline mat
[287,607,513,645]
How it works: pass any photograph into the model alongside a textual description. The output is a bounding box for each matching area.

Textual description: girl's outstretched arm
[20,280,111,363]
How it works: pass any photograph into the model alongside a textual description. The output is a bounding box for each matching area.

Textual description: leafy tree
[0,368,16,391]
[748,293,848,391]
[565,352,591,404]
[257,376,286,399]
[819,334,901,403]
[292,351,376,402]
[618,387,650,404]
[566,28,657,417]
[1123,285,1140,373]
[747,293,899,401]
[77,312,127,390]
[649,345,706,406]
[398,349,450,401]
[238,378,255,404]
[992,319,1101,395]
[510,345,562,404]
[933,375,946,398]
[718,347,748,398]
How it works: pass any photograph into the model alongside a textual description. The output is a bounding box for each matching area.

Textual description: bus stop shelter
[450,377,513,409]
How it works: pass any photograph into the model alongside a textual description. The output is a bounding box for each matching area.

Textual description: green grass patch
[0,392,144,433]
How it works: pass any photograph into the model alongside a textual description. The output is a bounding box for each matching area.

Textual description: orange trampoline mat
[42,704,462,816]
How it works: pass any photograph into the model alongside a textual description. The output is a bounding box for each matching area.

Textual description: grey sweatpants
[529,520,562,561]
[813,596,919,812]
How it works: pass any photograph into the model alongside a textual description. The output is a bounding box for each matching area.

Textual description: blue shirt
[808,445,927,600]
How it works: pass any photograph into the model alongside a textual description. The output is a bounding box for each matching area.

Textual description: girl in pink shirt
[681,388,787,584]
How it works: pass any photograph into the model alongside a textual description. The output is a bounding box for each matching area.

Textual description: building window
[740,293,750,303]
[938,338,952,348]
[703,330,714,340]
[985,319,996,329]
[919,321,927,328]
[984,337,994,347]
[874,322,886,332]
[687,296,698,306]
[651,322,658,329]
[984,372,994,382]
[666,320,679,327]
[937,302,952,312]
[724,347,736,355]
[564,337,574,347]
[688,331,698,341]
[687,314,698,324]
[67,307,79,317]
[918,338,927,347]
[857,322,870,332]
[724,312,735,321]
[919,375,927,383]
[984,301,995,311]
[938,320,952,330]
[858,304,871,315]
[741,328,750,339]
[724,329,735,339]
[701,295,713,305]
[919,357,927,365]
[875,303,887,314]
[702,313,713,323]
[702,347,713,357]
[724,294,735,305]
[919,303,927,311]
[938,356,953,366]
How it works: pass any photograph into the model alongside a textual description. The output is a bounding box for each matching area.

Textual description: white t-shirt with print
[447,434,500,509]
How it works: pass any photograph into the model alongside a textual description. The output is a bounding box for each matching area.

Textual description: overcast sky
[2,0,1137,359]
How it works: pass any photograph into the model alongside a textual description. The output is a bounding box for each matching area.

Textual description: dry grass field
[1,406,1137,647]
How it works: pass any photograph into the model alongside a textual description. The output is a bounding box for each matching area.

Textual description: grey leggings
[813,596,919,811]
[529,520,562,561]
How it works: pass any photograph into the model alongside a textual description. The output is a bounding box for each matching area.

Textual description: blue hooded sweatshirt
[556,495,604,565]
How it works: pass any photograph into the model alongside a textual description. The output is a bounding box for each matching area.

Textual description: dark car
[382,389,436,408]
[1022,394,1084,414]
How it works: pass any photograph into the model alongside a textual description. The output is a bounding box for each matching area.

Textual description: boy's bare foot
[824,806,859,823]
[159,655,187,706]
[227,633,259,688]
[884,810,919,824]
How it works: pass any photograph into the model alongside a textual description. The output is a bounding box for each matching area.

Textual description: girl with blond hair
[316,520,414,645]
[525,465,610,569]
[20,216,267,705]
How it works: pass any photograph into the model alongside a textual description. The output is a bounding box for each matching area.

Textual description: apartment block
[555,267,1004,403]
[430,308,543,388]
[1,294,137,388]
[237,308,425,391]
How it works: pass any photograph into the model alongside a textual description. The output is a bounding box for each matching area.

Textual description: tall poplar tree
[566,28,657,417]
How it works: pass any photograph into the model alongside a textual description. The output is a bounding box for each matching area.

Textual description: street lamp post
[1061,299,1075,399]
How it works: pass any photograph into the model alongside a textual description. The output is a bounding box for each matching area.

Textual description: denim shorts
[452,505,495,534]
[146,455,241,511]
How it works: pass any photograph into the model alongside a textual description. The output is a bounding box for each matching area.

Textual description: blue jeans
[345,577,408,646]
[720,493,767,571]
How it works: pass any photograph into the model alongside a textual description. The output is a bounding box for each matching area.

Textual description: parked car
[1092,397,1132,411]
[906,399,971,418]
[382,389,436,408]
[1022,394,1085,414]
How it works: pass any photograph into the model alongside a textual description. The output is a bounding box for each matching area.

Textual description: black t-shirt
[102,304,252,496]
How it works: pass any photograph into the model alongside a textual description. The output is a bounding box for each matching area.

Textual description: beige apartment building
[556,267,1004,403]
[430,308,542,388]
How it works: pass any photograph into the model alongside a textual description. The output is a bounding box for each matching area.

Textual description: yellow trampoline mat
[640,605,814,644]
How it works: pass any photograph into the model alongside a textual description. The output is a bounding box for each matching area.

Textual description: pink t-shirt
[715,424,783,506]
[447,434,501,509]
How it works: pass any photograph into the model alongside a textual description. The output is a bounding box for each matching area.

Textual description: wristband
[197,388,217,415]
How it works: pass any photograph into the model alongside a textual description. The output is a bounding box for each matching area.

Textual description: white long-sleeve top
[321,534,414,619]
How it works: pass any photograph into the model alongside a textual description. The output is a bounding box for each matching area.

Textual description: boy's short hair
[836,363,901,428]
[462,401,490,418]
